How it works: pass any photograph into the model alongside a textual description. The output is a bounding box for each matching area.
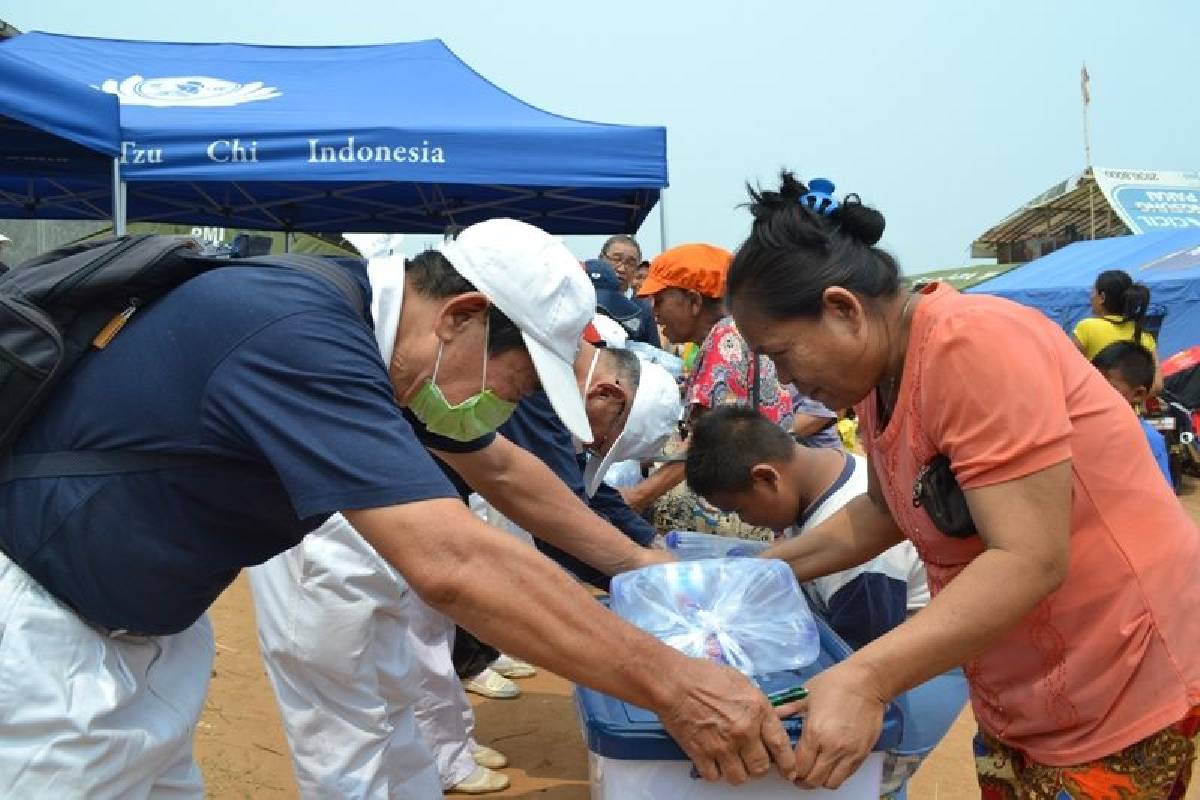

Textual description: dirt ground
[197,486,1200,799]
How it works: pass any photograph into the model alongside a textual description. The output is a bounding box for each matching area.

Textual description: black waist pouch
[912,455,977,538]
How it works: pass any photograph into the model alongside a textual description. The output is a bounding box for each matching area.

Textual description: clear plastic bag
[663,530,770,560]
[610,558,819,675]
[626,341,684,378]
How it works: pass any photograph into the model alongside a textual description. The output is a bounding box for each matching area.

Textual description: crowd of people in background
[0,171,1196,800]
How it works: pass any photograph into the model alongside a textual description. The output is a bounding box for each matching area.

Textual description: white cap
[439,219,595,444]
[0,232,9,244]
[590,314,628,349]
[583,359,682,496]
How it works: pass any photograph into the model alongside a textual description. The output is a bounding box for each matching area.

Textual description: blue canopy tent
[967,229,1200,358]
[0,32,667,236]
[0,47,124,230]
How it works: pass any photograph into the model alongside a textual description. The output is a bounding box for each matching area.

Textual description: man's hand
[631,546,676,569]
[658,659,797,785]
[773,662,884,790]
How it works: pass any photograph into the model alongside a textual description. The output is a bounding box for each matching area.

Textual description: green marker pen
[767,685,808,706]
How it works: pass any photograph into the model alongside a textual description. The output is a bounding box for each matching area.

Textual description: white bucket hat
[588,314,629,349]
[439,219,596,443]
[583,358,682,496]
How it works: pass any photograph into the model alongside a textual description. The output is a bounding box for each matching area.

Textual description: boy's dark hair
[1091,340,1155,390]
[686,406,795,497]
[406,248,524,356]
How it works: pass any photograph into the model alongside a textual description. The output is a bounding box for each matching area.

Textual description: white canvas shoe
[463,667,520,699]
[448,766,510,794]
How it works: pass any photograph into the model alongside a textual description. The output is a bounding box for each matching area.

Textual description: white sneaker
[463,667,520,699]
[471,743,508,769]
[491,653,537,679]
[448,765,510,794]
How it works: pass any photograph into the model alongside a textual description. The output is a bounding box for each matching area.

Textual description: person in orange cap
[636,243,730,346]
[622,244,796,517]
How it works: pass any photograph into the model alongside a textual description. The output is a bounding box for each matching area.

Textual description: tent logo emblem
[99,75,281,107]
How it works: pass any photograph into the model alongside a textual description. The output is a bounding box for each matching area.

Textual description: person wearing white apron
[251,256,684,796]
[1,220,788,798]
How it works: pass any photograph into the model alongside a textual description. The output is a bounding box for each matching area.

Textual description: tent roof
[0,46,121,221]
[905,263,1020,290]
[973,229,1200,294]
[967,229,1200,358]
[0,32,667,234]
[0,47,119,158]
[971,169,1129,258]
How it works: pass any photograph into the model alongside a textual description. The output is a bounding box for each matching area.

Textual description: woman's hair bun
[743,169,887,250]
[834,197,886,247]
[731,168,902,319]
[745,170,808,221]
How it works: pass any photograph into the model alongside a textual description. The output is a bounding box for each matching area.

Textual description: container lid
[575,613,903,760]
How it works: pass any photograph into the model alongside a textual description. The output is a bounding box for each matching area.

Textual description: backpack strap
[0,450,226,482]
[0,254,367,484]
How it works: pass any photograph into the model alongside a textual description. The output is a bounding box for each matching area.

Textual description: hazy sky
[11,0,1200,271]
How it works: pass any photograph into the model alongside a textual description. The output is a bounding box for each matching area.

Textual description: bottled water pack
[663,530,770,560]
[610,558,819,676]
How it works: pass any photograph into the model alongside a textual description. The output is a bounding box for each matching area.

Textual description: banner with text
[1094,168,1200,233]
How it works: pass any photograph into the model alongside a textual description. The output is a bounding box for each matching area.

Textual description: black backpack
[0,234,365,481]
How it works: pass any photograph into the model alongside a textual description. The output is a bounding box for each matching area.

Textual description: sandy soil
[197,486,1200,799]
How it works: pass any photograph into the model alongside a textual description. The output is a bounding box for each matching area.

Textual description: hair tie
[799,178,838,216]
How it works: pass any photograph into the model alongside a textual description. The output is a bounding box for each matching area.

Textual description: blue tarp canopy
[0,32,667,234]
[967,229,1200,358]
[0,47,121,220]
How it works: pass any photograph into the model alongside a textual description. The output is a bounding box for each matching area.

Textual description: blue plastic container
[575,613,904,798]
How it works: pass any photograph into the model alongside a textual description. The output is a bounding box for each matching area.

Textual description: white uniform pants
[0,550,213,799]
[249,514,474,798]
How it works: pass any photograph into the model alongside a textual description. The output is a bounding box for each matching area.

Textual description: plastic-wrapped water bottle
[664,531,771,560]
[626,341,683,378]
[610,558,819,675]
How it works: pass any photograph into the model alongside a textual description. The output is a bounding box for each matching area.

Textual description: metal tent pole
[112,158,126,236]
[658,187,670,251]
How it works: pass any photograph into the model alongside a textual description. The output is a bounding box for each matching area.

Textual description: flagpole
[1082,62,1095,239]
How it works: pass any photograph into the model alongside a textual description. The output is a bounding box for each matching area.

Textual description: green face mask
[408,319,518,442]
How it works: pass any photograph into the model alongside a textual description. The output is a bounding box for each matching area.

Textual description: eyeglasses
[602,252,640,268]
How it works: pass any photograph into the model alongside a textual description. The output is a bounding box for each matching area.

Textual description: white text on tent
[120,141,163,165]
[207,139,259,162]
[307,136,446,165]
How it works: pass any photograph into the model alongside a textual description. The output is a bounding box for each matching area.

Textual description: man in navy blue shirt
[254,334,682,796]
[0,219,795,797]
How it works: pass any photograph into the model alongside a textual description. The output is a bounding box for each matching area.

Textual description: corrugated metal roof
[972,168,1130,258]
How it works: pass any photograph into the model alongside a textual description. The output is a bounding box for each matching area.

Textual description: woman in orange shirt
[729,173,1200,798]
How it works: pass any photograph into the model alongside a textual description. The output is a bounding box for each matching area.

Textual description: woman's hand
[774,661,886,790]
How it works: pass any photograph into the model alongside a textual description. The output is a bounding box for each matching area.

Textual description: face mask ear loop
[480,313,490,392]
[431,340,445,384]
[583,348,600,394]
